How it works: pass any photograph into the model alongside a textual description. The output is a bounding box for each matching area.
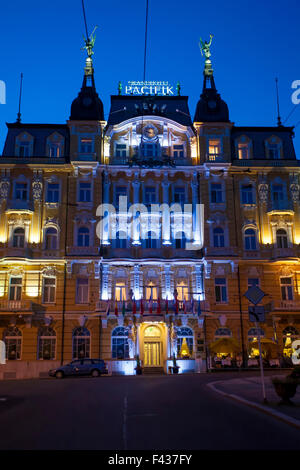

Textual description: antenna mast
[16,73,23,123]
[275,77,282,126]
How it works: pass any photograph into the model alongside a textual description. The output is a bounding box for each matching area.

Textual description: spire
[16,73,23,123]
[275,77,283,127]
[194,35,229,123]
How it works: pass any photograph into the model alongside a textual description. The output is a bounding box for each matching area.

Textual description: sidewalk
[208,375,300,427]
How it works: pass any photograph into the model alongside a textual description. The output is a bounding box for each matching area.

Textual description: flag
[140,298,144,316]
[197,300,202,317]
[157,297,161,314]
[115,300,118,316]
[191,297,195,315]
[122,300,126,316]
[133,299,137,315]
[106,301,110,317]
[183,299,187,314]
[165,298,168,315]
[174,294,178,315]
[149,294,153,314]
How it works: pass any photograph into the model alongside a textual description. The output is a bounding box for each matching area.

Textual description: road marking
[122,395,128,450]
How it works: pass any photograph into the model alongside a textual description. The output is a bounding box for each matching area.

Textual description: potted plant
[134,355,143,375]
[172,354,180,374]
[272,367,300,406]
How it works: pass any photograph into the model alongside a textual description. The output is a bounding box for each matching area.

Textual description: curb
[207,380,300,430]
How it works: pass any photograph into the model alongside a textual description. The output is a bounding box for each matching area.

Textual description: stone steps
[143,367,165,375]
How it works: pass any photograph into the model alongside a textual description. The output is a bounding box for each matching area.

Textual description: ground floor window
[177,327,193,359]
[72,327,90,359]
[111,327,129,359]
[38,327,56,360]
[3,327,22,360]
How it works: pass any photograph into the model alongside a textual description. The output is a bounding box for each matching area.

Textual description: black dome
[70,75,104,121]
[194,75,229,123]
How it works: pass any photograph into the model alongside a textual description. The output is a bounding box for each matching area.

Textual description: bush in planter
[272,376,298,405]
[172,354,180,374]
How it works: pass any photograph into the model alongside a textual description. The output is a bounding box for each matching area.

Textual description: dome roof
[194,75,229,123]
[70,75,104,121]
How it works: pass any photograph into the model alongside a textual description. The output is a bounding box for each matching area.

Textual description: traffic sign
[249,306,265,323]
[244,286,266,305]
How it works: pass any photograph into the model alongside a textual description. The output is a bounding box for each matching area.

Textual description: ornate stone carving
[42,267,56,277]
[0,179,10,200]
[258,183,268,203]
[290,183,300,203]
[32,174,43,202]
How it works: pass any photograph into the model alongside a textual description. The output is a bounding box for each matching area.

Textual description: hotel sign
[125,81,174,96]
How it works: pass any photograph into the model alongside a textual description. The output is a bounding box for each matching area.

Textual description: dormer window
[49,142,61,158]
[268,144,280,159]
[47,133,64,158]
[19,141,30,157]
[208,138,221,160]
[238,143,250,160]
[15,133,33,157]
[265,136,282,159]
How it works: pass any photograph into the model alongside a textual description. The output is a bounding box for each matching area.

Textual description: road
[0,372,299,450]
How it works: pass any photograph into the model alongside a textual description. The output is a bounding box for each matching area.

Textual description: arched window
[13,227,25,248]
[146,231,157,249]
[116,231,127,249]
[177,327,194,359]
[244,228,257,250]
[248,328,265,340]
[77,227,90,247]
[38,326,56,360]
[276,229,288,249]
[3,327,22,360]
[175,232,186,249]
[215,328,232,338]
[111,327,129,359]
[213,227,224,248]
[45,227,58,250]
[72,327,90,359]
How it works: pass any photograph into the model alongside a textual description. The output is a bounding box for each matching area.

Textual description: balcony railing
[0,300,32,311]
[67,246,100,255]
[95,299,210,314]
[206,153,226,163]
[272,247,296,258]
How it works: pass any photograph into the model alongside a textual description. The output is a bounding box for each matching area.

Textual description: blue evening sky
[1,0,300,155]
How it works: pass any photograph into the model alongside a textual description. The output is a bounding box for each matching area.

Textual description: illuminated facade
[0,49,300,378]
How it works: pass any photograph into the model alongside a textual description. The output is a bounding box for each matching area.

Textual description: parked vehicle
[49,359,108,379]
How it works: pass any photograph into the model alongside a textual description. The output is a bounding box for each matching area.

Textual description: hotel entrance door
[144,342,161,366]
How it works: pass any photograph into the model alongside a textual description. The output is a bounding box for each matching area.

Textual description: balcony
[0,300,32,312]
[67,246,100,256]
[5,247,33,258]
[6,199,34,213]
[206,153,226,163]
[272,247,297,259]
[95,299,210,315]
[267,200,294,215]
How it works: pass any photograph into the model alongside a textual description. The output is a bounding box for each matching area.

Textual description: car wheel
[91,369,100,378]
[55,371,64,379]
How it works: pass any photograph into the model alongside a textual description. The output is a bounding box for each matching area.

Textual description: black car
[49,359,108,378]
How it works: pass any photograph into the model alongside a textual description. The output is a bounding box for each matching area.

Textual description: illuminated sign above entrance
[125,81,174,96]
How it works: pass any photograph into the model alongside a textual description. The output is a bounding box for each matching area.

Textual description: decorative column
[102,171,111,245]
[31,171,43,244]
[191,171,201,247]
[101,263,110,300]
[194,264,204,300]
[163,264,172,299]
[162,173,171,245]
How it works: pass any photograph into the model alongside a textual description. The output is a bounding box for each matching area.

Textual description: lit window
[173,145,184,158]
[215,278,227,303]
[115,283,126,301]
[244,228,257,250]
[49,142,61,158]
[13,228,25,248]
[238,143,250,160]
[208,139,221,159]
[42,277,56,303]
[177,327,193,358]
[280,277,293,301]
[15,182,27,200]
[78,182,92,202]
[9,277,22,301]
[176,282,188,301]
[146,282,158,300]
[80,138,93,153]
[276,229,288,249]
[47,183,60,203]
[76,278,89,303]
[210,183,223,203]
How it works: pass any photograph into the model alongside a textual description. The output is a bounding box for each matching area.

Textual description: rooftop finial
[82,26,97,76]
[275,77,283,127]
[199,34,214,77]
[16,73,23,123]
